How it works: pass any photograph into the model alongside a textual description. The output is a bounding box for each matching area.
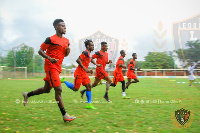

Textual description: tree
[142,52,175,69]
[175,40,200,65]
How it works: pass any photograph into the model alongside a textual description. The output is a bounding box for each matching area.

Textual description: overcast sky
[0,0,200,65]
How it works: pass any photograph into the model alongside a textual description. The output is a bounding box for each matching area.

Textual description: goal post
[0,66,27,79]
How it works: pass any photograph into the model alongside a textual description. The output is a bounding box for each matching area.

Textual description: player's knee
[108,79,112,84]
[43,87,51,93]
[54,86,62,94]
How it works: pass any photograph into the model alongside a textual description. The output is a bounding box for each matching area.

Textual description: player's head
[120,50,126,57]
[53,19,66,34]
[132,53,137,59]
[84,39,94,51]
[101,42,108,52]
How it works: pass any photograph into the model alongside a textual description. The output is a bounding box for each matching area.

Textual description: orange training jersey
[127,59,135,73]
[40,34,69,73]
[92,50,108,71]
[75,49,91,75]
[114,56,124,73]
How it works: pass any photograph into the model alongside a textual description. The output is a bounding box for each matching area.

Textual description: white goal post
[0,66,27,79]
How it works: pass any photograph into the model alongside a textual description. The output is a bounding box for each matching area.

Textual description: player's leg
[119,73,130,99]
[22,80,52,107]
[103,76,112,102]
[110,72,117,87]
[84,83,96,109]
[126,77,139,89]
[80,77,100,99]
[131,78,139,83]
[125,78,132,89]
[54,85,76,122]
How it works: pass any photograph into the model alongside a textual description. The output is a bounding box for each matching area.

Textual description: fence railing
[1,66,199,79]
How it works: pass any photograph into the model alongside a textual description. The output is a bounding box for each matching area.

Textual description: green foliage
[142,52,175,69]
[175,40,200,64]
[5,46,44,72]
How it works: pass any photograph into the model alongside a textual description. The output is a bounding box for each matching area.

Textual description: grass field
[0,77,200,133]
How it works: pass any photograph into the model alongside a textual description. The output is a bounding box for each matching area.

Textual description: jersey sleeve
[119,58,124,64]
[40,37,51,50]
[92,51,100,59]
[79,51,89,60]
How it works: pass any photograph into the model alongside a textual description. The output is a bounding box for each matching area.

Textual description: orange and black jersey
[114,56,124,73]
[92,50,108,71]
[40,34,69,73]
[75,49,91,75]
[127,59,135,73]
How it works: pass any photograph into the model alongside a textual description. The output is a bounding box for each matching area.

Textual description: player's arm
[129,66,135,70]
[39,38,58,64]
[65,42,70,57]
[38,49,58,64]
[119,64,127,69]
[107,60,112,64]
[76,57,93,74]
[91,57,101,67]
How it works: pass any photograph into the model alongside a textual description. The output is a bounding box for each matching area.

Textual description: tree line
[0,40,199,71]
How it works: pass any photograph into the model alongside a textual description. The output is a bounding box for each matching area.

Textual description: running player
[63,39,100,109]
[125,53,139,89]
[80,42,112,102]
[22,19,76,122]
[110,50,130,99]
[188,62,200,86]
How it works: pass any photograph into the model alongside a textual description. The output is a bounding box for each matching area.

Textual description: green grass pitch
[0,78,199,133]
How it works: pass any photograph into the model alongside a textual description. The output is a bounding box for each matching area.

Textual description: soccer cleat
[63,114,76,122]
[122,96,130,99]
[85,103,96,109]
[80,90,85,99]
[22,92,28,107]
[104,95,111,102]
[60,77,66,83]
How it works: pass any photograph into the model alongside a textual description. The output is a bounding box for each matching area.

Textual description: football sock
[82,89,86,93]
[60,108,66,116]
[27,91,34,97]
[86,91,92,103]
[122,92,126,96]
[121,81,126,92]
[105,92,108,97]
[64,81,74,90]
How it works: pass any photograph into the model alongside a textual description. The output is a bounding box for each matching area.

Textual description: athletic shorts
[44,69,61,87]
[127,72,137,79]
[113,71,124,85]
[95,70,108,80]
[74,72,91,89]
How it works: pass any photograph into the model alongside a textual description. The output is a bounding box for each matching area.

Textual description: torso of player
[127,59,135,73]
[41,34,69,73]
[92,50,108,71]
[75,50,91,75]
[115,56,124,73]
[188,66,195,75]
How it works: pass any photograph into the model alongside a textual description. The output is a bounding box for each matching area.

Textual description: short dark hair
[132,53,136,56]
[84,39,93,48]
[53,19,64,27]
[120,50,125,54]
[101,42,107,46]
